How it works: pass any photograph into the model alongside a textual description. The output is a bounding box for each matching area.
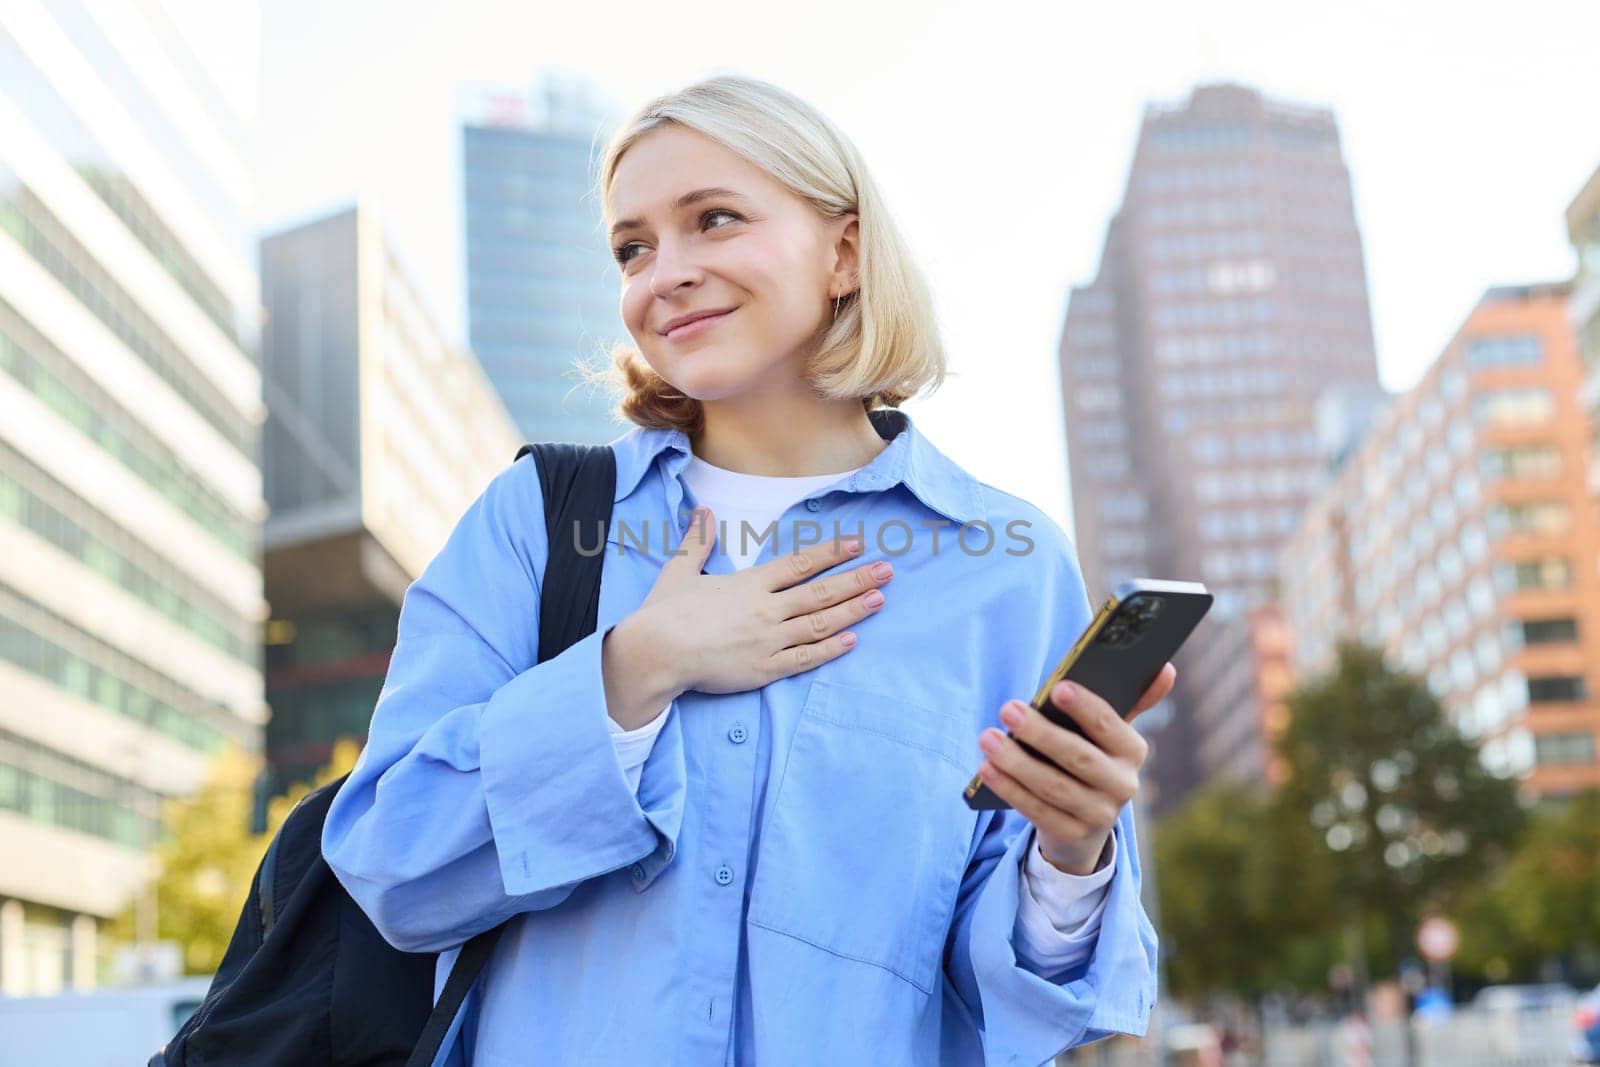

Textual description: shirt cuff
[608,702,673,793]
[1012,830,1116,972]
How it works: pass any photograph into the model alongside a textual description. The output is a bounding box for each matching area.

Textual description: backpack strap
[406,441,616,1067]
[257,822,281,936]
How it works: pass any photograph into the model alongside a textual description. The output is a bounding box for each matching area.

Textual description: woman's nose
[648,240,701,296]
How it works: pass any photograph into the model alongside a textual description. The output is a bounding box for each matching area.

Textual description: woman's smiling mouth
[663,308,736,341]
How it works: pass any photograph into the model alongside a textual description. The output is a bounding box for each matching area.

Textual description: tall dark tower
[1059,83,1382,815]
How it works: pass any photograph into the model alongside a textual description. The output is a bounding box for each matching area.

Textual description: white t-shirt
[680,450,862,568]
[605,451,1114,972]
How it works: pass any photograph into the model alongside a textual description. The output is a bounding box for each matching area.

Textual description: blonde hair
[583,74,946,433]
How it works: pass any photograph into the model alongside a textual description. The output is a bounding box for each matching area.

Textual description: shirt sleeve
[608,702,674,793]
[321,457,687,955]
[1012,829,1117,973]
[941,530,1158,1064]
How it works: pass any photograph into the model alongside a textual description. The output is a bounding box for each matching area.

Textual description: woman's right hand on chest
[600,505,893,728]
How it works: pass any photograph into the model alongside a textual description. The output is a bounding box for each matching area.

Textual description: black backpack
[152,442,617,1066]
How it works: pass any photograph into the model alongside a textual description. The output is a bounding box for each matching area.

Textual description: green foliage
[1273,640,1525,970]
[1456,789,1600,979]
[108,740,361,976]
[1152,639,1533,1001]
[1154,779,1341,998]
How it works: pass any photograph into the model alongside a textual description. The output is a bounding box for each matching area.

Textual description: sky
[251,0,1600,550]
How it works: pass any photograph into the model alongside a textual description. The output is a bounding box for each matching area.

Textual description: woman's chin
[666,366,752,404]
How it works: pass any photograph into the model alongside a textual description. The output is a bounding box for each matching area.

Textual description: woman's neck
[691,398,888,477]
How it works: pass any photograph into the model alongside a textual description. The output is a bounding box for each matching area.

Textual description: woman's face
[607,124,856,405]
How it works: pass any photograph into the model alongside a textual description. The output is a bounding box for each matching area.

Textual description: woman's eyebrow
[610,187,750,237]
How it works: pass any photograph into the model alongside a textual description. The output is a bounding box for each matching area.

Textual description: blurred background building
[259,204,521,795]
[1057,82,1383,814]
[1281,283,1600,802]
[0,0,265,993]
[460,71,623,445]
[1568,163,1600,500]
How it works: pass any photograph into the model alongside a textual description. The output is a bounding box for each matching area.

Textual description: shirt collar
[606,407,987,526]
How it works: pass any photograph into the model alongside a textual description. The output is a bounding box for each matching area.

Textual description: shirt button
[804,498,821,512]
[714,865,734,886]
[631,863,646,881]
[728,723,747,744]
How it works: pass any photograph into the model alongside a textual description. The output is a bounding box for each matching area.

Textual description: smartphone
[963,578,1213,811]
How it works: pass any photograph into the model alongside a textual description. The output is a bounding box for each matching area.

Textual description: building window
[1098,492,1148,523]
[1082,454,1133,480]
[1190,436,1227,463]
[1534,732,1597,766]
[1527,676,1588,703]
[1464,334,1543,370]
[1472,387,1554,427]
[1459,522,1489,561]
[1501,670,1530,714]
[1486,502,1568,538]
[1078,420,1128,446]
[1479,444,1562,481]
[1518,617,1579,645]
[1475,632,1501,676]
[1494,556,1572,591]
[1075,385,1122,413]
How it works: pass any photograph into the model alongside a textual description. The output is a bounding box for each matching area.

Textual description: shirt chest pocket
[747,678,980,995]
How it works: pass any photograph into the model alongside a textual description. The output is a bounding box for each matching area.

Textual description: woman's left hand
[975,663,1177,875]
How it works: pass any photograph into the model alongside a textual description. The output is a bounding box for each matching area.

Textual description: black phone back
[964,578,1212,811]
[1055,580,1212,724]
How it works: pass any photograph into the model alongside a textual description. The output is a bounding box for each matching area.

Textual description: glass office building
[0,0,265,992]
[461,76,625,445]
[260,204,521,792]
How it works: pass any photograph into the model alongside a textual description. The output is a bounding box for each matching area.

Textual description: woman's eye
[614,209,743,268]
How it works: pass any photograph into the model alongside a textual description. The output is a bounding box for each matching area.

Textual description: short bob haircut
[585,73,947,435]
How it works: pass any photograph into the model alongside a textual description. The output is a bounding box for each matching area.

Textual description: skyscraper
[1058,83,1381,813]
[260,204,522,792]
[0,1,264,991]
[461,73,624,445]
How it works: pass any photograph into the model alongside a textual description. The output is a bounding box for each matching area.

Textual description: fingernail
[863,590,884,608]
[999,703,1024,728]
[839,632,857,648]
[979,729,1002,753]
[870,562,893,580]
[1055,681,1076,704]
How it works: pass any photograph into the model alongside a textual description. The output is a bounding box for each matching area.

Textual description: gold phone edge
[963,592,1125,800]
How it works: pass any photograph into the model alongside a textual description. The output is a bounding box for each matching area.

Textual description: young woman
[323,73,1174,1066]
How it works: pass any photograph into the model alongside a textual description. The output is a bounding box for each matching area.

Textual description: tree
[1456,789,1600,983]
[1274,640,1526,978]
[109,739,361,975]
[1154,778,1342,1000]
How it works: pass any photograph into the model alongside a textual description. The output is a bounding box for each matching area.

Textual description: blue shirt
[321,407,1159,1066]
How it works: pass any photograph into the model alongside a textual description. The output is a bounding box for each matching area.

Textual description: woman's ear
[830,214,860,296]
